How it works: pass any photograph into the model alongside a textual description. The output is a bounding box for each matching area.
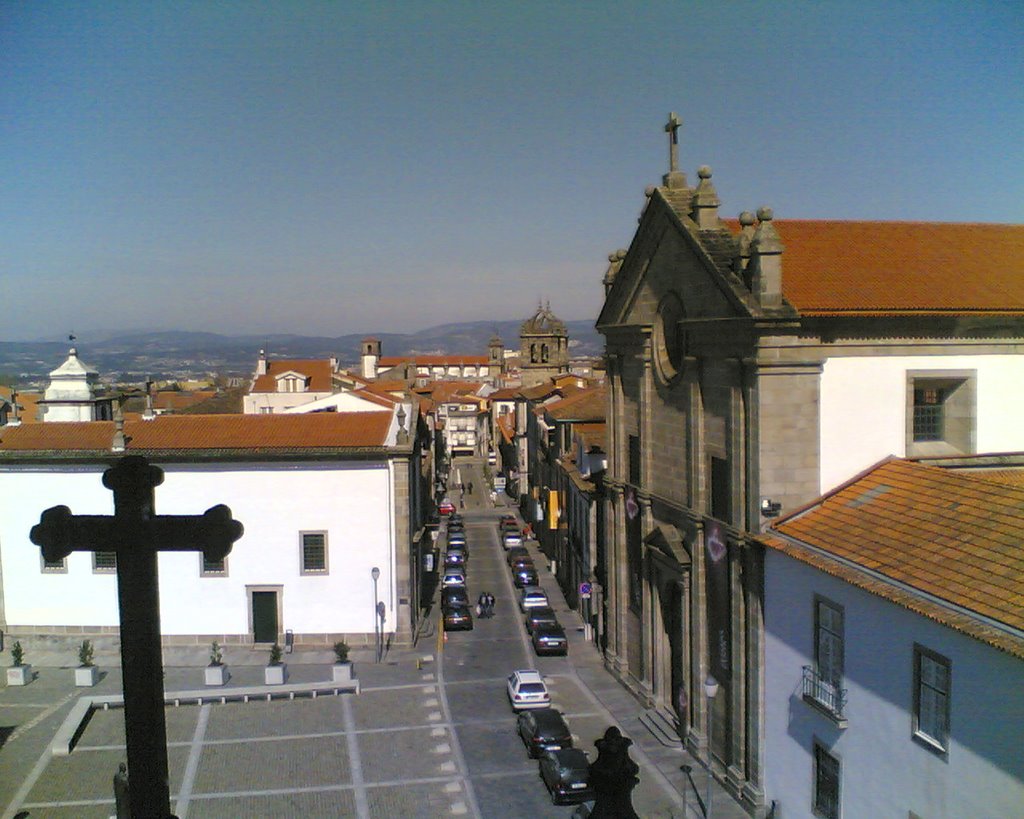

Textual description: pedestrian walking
[477,592,486,617]
[486,592,495,617]
[468,481,474,495]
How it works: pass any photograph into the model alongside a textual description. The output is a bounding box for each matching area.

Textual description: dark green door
[252,591,278,643]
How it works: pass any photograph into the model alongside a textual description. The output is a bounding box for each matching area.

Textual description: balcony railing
[802,666,848,726]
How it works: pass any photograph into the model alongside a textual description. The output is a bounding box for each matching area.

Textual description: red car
[438,500,455,516]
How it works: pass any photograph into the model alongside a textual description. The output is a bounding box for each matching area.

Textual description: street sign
[579,582,592,599]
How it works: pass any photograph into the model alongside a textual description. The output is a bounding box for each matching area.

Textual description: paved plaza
[1,463,748,818]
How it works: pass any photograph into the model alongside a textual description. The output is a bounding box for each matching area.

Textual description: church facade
[596,127,1024,814]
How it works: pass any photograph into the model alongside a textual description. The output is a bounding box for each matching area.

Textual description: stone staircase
[639,706,682,748]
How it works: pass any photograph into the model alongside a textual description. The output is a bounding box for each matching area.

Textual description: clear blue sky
[2,1,1021,342]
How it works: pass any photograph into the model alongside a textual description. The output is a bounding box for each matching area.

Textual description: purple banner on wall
[704,519,731,681]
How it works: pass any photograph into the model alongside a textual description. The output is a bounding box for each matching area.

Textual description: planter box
[6,665,32,686]
[205,665,229,686]
[332,662,354,683]
[264,664,287,685]
[75,666,100,687]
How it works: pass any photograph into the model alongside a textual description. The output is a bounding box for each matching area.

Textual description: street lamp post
[704,675,719,818]
[371,567,381,664]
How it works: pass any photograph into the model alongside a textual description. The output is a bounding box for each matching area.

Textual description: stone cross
[664,112,682,173]
[30,456,244,819]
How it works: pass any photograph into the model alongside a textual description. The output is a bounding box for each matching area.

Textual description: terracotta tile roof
[734,220,1024,316]
[153,391,216,411]
[497,415,515,444]
[0,412,393,454]
[0,389,43,423]
[546,386,607,422]
[251,359,335,393]
[380,355,489,367]
[420,381,485,404]
[967,468,1024,488]
[488,387,521,400]
[765,458,1024,657]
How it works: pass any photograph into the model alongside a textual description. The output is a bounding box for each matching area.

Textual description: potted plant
[331,640,353,682]
[264,642,286,685]
[74,639,99,686]
[7,641,32,686]
[205,641,228,686]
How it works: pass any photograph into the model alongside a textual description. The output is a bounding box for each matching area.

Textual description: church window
[300,531,329,574]
[541,344,549,363]
[905,371,975,456]
[531,344,538,363]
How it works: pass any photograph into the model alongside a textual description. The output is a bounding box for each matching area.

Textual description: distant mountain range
[0,321,603,386]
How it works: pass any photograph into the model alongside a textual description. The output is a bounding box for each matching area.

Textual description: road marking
[436,625,483,819]
[341,694,371,819]
[174,702,210,818]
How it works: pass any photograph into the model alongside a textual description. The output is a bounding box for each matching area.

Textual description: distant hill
[0,320,602,386]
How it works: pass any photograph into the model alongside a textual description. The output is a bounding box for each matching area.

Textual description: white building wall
[0,461,396,637]
[819,354,1024,493]
[764,549,1024,819]
[242,391,332,414]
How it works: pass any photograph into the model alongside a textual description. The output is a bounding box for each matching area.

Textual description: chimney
[690,166,720,229]
[256,349,268,376]
[111,403,126,452]
[750,207,784,308]
[396,404,410,445]
[142,377,156,420]
[7,388,21,427]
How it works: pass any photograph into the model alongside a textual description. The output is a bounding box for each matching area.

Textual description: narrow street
[433,458,739,819]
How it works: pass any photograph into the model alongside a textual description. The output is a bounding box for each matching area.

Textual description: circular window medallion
[654,293,686,384]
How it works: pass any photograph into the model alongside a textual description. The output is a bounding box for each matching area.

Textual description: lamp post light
[371,567,381,664]
[704,675,719,818]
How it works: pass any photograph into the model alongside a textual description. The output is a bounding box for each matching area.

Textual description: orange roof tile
[575,422,607,452]
[763,221,1024,316]
[0,413,393,454]
[766,458,1024,656]
[154,391,217,411]
[0,389,43,423]
[251,359,335,393]
[546,386,607,422]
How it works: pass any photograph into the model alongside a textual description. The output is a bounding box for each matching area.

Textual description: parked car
[525,606,560,634]
[438,500,455,516]
[510,554,534,573]
[519,586,549,611]
[441,586,470,610]
[539,748,594,805]
[516,708,572,758]
[532,623,568,656]
[506,546,530,567]
[448,513,464,526]
[514,567,539,588]
[445,551,467,569]
[446,520,465,533]
[443,603,474,631]
[500,514,517,526]
[503,531,523,549]
[442,571,466,588]
[447,531,467,546]
[506,669,551,711]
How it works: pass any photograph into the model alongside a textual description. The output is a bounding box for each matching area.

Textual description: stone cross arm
[30,504,244,564]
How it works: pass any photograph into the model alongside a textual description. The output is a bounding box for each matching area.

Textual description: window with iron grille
[813,742,840,819]
[913,645,951,754]
[300,531,328,574]
[41,555,68,573]
[200,554,228,577]
[905,371,975,456]
[913,387,945,441]
[93,551,117,573]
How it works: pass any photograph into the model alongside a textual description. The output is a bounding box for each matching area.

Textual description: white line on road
[174,701,210,818]
[342,694,371,819]
[437,622,483,818]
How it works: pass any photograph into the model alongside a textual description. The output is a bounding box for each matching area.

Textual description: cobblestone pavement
[0,459,748,818]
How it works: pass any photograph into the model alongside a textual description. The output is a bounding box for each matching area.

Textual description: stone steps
[639,706,682,748]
